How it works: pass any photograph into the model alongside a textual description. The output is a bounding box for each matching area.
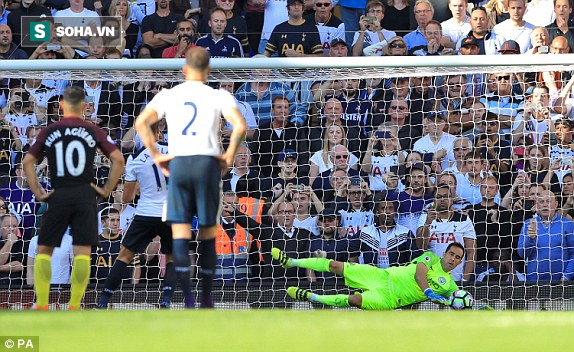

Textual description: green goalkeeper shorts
[343,262,398,310]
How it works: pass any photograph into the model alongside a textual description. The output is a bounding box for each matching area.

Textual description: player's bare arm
[135,107,174,177]
[218,106,247,170]
[91,149,125,198]
[122,181,138,203]
[22,153,52,202]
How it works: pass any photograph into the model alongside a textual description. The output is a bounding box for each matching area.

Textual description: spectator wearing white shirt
[492,0,534,53]
[456,6,506,55]
[27,232,73,285]
[218,82,257,140]
[416,183,477,281]
[523,0,556,27]
[413,112,457,171]
[352,0,396,56]
[55,0,101,49]
[441,0,471,49]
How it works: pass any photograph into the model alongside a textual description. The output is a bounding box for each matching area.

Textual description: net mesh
[1,58,574,311]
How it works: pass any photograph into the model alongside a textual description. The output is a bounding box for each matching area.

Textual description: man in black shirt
[23,86,124,310]
[141,0,185,57]
[264,0,323,57]
[465,176,516,282]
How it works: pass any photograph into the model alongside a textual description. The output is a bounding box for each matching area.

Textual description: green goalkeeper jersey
[385,252,458,307]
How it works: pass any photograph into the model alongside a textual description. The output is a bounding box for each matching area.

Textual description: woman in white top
[308,124,359,186]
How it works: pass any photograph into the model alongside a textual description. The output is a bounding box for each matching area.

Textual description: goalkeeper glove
[424,288,450,305]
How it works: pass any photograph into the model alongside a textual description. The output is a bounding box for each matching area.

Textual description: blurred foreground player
[23,87,125,310]
[275,242,464,310]
[96,124,176,309]
[135,47,247,308]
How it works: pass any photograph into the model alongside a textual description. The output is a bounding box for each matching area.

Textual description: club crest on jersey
[438,277,446,285]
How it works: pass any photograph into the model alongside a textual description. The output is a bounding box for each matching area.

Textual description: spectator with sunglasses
[481,72,524,141]
[443,136,473,176]
[311,144,361,199]
[305,0,345,56]
[387,98,422,150]
[383,36,408,56]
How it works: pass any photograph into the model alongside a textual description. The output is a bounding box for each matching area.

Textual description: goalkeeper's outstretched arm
[414,262,450,305]
[414,262,431,293]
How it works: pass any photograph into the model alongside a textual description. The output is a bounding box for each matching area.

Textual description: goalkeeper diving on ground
[274,242,465,310]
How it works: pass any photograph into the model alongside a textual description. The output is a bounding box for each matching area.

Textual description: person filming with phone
[361,127,405,192]
[351,0,396,56]
[1,88,43,146]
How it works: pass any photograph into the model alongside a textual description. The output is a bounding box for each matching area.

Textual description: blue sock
[172,239,192,300]
[97,260,128,308]
[161,262,176,305]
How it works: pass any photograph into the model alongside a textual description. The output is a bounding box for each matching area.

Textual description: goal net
[1,56,574,311]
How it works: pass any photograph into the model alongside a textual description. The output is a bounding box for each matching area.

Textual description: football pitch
[3,310,573,352]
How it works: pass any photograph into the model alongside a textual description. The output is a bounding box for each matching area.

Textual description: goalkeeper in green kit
[273,242,464,310]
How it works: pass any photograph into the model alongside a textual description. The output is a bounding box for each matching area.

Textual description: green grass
[3,310,573,352]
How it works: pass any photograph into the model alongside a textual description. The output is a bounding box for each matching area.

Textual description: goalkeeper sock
[69,255,90,309]
[172,239,193,301]
[160,262,176,305]
[313,294,351,308]
[198,238,216,303]
[97,260,128,308]
[34,254,52,308]
[291,258,331,272]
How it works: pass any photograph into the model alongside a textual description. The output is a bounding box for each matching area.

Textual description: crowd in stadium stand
[1,0,574,288]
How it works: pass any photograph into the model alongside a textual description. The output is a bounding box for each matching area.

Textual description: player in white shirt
[135,47,247,309]
[97,125,175,308]
[27,232,73,285]
[416,183,476,281]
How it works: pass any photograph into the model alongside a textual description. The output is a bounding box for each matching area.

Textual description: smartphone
[46,44,61,51]
[365,16,377,24]
[524,200,534,210]
[376,131,391,139]
[295,184,305,191]
[538,46,549,53]
[350,177,361,186]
